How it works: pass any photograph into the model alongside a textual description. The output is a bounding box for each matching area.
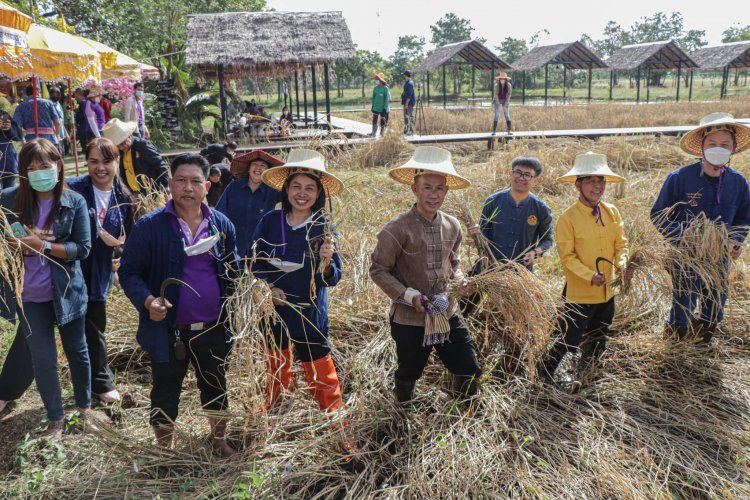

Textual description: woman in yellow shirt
[539,152,631,384]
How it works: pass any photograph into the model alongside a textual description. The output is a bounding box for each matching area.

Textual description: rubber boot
[371,122,377,138]
[693,320,717,345]
[451,374,479,399]
[491,120,498,136]
[506,119,513,135]
[394,377,416,403]
[264,348,294,411]
[152,424,174,448]
[301,355,344,413]
[537,349,563,384]
[209,417,237,457]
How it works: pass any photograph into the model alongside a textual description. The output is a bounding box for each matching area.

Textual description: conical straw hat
[261,149,343,195]
[558,152,625,183]
[388,146,471,190]
[679,112,750,157]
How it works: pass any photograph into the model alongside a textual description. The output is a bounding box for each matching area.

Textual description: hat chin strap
[577,184,605,227]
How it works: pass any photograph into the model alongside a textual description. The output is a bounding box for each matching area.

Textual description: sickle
[595,257,619,275]
[160,277,200,302]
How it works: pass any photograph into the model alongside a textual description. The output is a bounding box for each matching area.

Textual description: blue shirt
[402,79,416,106]
[0,120,21,174]
[250,209,342,341]
[13,97,59,144]
[215,179,280,258]
[651,161,750,244]
[479,189,554,269]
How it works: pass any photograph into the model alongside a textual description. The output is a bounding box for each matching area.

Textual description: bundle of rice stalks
[0,207,24,305]
[133,175,170,220]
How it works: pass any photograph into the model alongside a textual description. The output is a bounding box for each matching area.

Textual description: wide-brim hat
[230,150,284,177]
[101,118,137,146]
[87,85,104,98]
[388,146,471,190]
[261,149,344,196]
[495,72,511,80]
[558,151,625,184]
[679,112,750,156]
[373,71,387,83]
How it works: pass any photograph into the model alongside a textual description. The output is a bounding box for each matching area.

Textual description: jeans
[267,323,331,362]
[0,322,34,401]
[85,300,116,393]
[493,101,510,122]
[403,104,415,133]
[372,111,389,130]
[668,264,727,327]
[21,301,91,420]
[389,314,482,383]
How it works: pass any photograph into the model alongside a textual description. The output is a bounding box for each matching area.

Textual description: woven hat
[87,85,104,98]
[679,112,750,157]
[230,149,284,177]
[495,72,511,80]
[101,118,137,146]
[558,152,625,184]
[261,149,344,195]
[388,146,471,190]
[373,71,387,83]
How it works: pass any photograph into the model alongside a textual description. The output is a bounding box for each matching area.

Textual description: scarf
[397,293,451,346]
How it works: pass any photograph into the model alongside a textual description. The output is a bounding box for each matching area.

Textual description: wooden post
[636,65,641,103]
[442,64,447,109]
[689,69,694,102]
[323,63,332,131]
[587,62,593,102]
[563,66,567,99]
[68,78,79,175]
[721,66,728,99]
[522,70,526,104]
[217,64,228,137]
[471,66,475,100]
[676,61,682,102]
[294,70,300,119]
[646,66,651,103]
[32,76,38,136]
[427,73,431,105]
[609,70,613,100]
[361,72,365,99]
[302,70,309,126]
[544,64,549,106]
[311,64,318,127]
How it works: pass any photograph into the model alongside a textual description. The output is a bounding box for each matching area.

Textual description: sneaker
[96,390,121,404]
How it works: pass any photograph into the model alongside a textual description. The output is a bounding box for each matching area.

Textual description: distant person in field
[122,82,149,138]
[401,70,416,136]
[651,113,750,344]
[278,106,294,129]
[200,141,237,165]
[370,146,482,404]
[101,118,169,193]
[206,164,233,207]
[537,152,630,386]
[492,72,512,136]
[13,85,61,146]
[462,156,554,315]
[371,72,391,137]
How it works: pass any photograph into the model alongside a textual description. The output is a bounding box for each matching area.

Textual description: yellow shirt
[556,200,628,304]
[123,150,140,192]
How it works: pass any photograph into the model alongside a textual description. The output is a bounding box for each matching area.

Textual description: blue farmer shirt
[215,178,280,258]
[402,79,416,106]
[250,209,342,341]
[479,189,554,270]
[651,161,750,244]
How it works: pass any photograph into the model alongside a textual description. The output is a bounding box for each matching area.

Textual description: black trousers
[266,322,331,362]
[390,314,482,383]
[0,321,33,401]
[85,300,115,393]
[150,324,231,426]
[547,297,615,370]
[372,111,389,129]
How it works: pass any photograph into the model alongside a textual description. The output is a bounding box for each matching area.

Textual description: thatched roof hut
[511,42,607,71]
[691,41,750,70]
[185,11,356,77]
[606,41,697,71]
[416,40,510,72]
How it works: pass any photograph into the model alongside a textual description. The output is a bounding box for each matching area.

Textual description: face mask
[27,168,59,192]
[703,147,732,167]
[135,90,144,98]
[93,97,101,103]
[184,233,220,256]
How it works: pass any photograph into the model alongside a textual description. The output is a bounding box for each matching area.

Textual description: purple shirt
[136,99,144,125]
[165,200,222,324]
[82,100,105,134]
[22,198,56,303]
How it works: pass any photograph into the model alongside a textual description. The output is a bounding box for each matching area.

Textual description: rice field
[1,104,750,498]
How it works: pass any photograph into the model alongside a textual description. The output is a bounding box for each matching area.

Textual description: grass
[1,106,750,497]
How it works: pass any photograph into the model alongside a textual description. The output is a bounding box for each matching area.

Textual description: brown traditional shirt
[369,205,465,326]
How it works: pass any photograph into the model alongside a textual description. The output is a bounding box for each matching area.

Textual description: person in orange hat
[371,72,391,137]
[492,72,513,136]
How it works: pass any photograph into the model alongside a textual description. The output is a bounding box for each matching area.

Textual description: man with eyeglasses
[467,156,553,272]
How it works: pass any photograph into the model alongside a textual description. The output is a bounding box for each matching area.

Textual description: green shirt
[371,85,390,113]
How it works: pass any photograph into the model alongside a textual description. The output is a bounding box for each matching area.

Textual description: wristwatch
[42,241,53,256]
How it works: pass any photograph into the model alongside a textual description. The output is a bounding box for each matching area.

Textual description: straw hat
[87,85,104,98]
[558,152,625,184]
[388,146,471,189]
[261,149,344,195]
[230,150,284,177]
[495,72,511,80]
[373,71,387,83]
[679,112,750,157]
[101,118,137,146]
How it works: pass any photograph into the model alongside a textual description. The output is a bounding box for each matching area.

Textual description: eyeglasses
[512,170,536,180]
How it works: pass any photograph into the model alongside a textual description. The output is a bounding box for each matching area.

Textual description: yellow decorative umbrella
[26,23,100,82]
[76,35,140,80]
[0,2,31,33]
[0,3,32,80]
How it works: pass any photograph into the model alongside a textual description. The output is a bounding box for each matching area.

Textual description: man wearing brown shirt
[370,147,482,403]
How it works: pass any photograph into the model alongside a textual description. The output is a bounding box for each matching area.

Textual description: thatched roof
[511,42,607,71]
[415,40,510,72]
[690,41,750,70]
[606,41,697,71]
[185,11,355,77]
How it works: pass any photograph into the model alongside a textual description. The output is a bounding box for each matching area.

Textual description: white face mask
[703,147,732,167]
[184,233,220,256]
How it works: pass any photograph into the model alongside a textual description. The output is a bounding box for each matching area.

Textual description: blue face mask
[27,168,59,192]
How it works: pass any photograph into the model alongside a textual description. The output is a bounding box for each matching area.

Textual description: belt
[27,127,55,135]
[172,319,222,332]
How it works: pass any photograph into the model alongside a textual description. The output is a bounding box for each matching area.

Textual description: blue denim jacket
[0,188,91,325]
[119,206,239,363]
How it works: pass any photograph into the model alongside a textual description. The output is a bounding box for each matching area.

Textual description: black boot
[664,323,689,341]
[537,348,563,384]
[451,374,479,399]
[491,120,498,136]
[579,336,606,375]
[506,120,513,135]
[394,378,416,403]
[693,321,717,345]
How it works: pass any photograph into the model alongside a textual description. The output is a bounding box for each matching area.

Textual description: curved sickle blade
[160,277,200,301]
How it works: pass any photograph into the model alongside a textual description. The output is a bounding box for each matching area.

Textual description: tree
[430,12,474,47]
[593,21,632,59]
[389,35,425,82]
[496,37,528,64]
[722,24,750,42]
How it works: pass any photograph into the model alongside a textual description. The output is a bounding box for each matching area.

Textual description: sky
[267,0,750,57]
